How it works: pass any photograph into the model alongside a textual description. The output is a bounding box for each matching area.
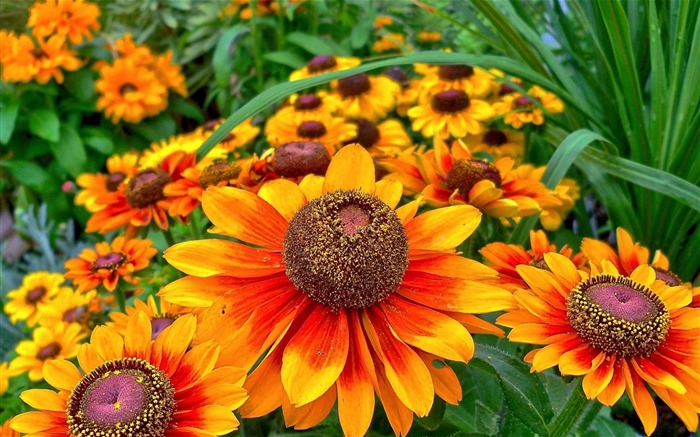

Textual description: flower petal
[20,389,66,411]
[405,205,481,251]
[173,405,239,434]
[323,144,375,194]
[282,385,337,430]
[409,254,497,280]
[337,322,375,437]
[258,179,307,222]
[151,314,197,377]
[622,360,658,436]
[165,240,285,277]
[375,364,414,436]
[158,275,259,308]
[298,174,324,200]
[124,310,151,360]
[90,325,124,362]
[582,356,616,399]
[419,352,462,404]
[374,179,403,209]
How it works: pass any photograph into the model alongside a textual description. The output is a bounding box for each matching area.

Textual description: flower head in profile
[9,322,86,381]
[497,255,700,435]
[64,236,157,293]
[5,272,67,326]
[160,145,514,436]
[493,85,564,129]
[408,89,495,139]
[10,311,247,436]
[289,54,361,81]
[332,73,401,122]
[28,0,100,43]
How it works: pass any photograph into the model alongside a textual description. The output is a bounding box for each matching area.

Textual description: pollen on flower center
[296,120,327,139]
[307,54,337,73]
[125,169,170,208]
[271,141,331,178]
[431,89,471,113]
[106,172,126,192]
[294,94,322,110]
[283,190,409,309]
[482,129,508,146]
[338,73,371,97]
[92,252,126,271]
[438,64,475,81]
[66,357,175,437]
[25,286,47,304]
[446,158,502,196]
[567,274,670,358]
[199,161,240,188]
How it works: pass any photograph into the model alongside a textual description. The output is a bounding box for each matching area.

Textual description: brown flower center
[63,305,88,323]
[198,162,241,188]
[431,90,471,113]
[294,94,323,110]
[36,341,62,360]
[652,267,682,286]
[384,67,408,87]
[125,169,170,208]
[283,190,409,309]
[271,141,331,178]
[307,54,337,73]
[446,158,502,196]
[438,65,474,81]
[119,84,138,95]
[338,73,371,97]
[92,252,127,271]
[25,286,47,304]
[296,120,327,139]
[499,83,517,96]
[66,357,175,437]
[106,172,126,192]
[514,95,537,109]
[482,129,508,146]
[567,274,670,358]
[346,119,380,149]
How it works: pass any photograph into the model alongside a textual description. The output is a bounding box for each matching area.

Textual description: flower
[1,420,18,437]
[480,230,585,290]
[198,118,261,152]
[64,236,157,293]
[0,32,39,82]
[10,311,247,436]
[581,228,690,288]
[38,288,97,328]
[343,118,412,155]
[492,85,564,129]
[140,129,228,169]
[265,112,357,153]
[464,127,525,161]
[9,322,86,381]
[152,51,187,96]
[95,57,168,123]
[267,93,342,127]
[418,64,495,99]
[28,0,100,44]
[75,152,140,213]
[289,54,361,81]
[107,295,189,339]
[497,254,700,434]
[0,33,81,84]
[160,145,514,436]
[5,272,67,326]
[373,16,393,28]
[0,362,10,395]
[332,73,401,122]
[373,33,407,53]
[417,31,442,43]
[408,89,495,139]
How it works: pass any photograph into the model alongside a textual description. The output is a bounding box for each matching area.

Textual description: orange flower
[11,311,247,436]
[160,145,514,436]
[75,152,139,213]
[107,295,191,338]
[265,111,357,154]
[64,237,157,293]
[497,255,700,434]
[417,31,442,43]
[0,33,80,84]
[373,33,407,53]
[28,0,100,44]
[492,85,564,129]
[153,51,187,96]
[164,160,241,218]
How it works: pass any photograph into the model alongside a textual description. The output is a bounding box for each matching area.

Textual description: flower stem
[114,286,126,313]
[548,382,600,437]
[162,228,176,248]
[190,212,202,240]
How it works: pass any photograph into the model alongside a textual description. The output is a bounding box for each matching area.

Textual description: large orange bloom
[497,254,700,434]
[160,145,514,436]
[28,0,100,44]
[75,152,139,213]
[10,311,247,436]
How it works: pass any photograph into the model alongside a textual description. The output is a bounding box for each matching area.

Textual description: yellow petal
[258,179,307,222]
[405,205,481,251]
[323,144,375,194]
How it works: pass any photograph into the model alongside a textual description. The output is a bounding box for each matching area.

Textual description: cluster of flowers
[2,52,698,437]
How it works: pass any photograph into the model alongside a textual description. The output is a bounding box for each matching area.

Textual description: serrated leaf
[28,108,60,142]
[51,124,87,177]
[0,97,19,144]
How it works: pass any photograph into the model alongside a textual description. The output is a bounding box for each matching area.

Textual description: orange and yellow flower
[5,272,67,326]
[9,322,86,381]
[75,152,140,213]
[0,33,80,84]
[107,295,190,338]
[332,73,401,122]
[10,311,247,436]
[64,236,157,293]
[28,0,100,44]
[37,288,97,328]
[418,64,495,99]
[497,255,700,434]
[140,129,228,169]
[289,54,361,81]
[265,112,357,153]
[464,127,525,161]
[373,33,407,53]
[492,85,564,129]
[160,145,514,436]
[408,90,494,139]
[344,118,412,156]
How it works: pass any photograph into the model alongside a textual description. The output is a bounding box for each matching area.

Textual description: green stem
[548,382,598,437]
[189,211,202,240]
[249,0,265,91]
[114,286,126,313]
[162,228,176,248]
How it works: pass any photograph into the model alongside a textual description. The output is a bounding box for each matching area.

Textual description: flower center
[499,83,516,96]
[482,129,508,146]
[294,94,322,110]
[347,119,380,148]
[528,256,551,271]
[271,141,331,178]
[446,158,502,196]
[306,55,337,73]
[199,162,240,188]
[514,95,537,109]
[431,90,471,113]
[283,190,409,309]
[384,67,408,87]
[66,357,175,437]
[25,286,47,304]
[652,267,682,286]
[338,73,371,97]
[438,64,474,81]
[567,274,670,358]
[296,120,327,139]
[36,342,62,360]
[106,172,126,192]
[119,83,138,95]
[125,169,170,208]
[63,305,88,323]
[92,252,127,271]
[151,317,176,340]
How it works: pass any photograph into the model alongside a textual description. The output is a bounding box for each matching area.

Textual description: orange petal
[652,385,699,432]
[543,253,582,290]
[323,144,375,194]
[282,385,337,430]
[530,337,584,372]
[202,186,287,250]
[158,275,260,308]
[405,205,481,251]
[337,328,376,437]
[282,306,350,406]
[616,227,648,274]
[240,347,286,417]
[124,311,151,360]
[419,352,462,404]
[363,307,433,416]
[164,239,285,277]
[375,364,414,436]
[43,359,82,392]
[559,346,605,376]
[409,255,497,280]
[448,312,505,337]
[582,356,616,399]
[298,174,324,200]
[170,340,220,391]
[596,360,626,405]
[509,323,573,344]
[631,357,685,395]
[258,179,307,222]
[622,360,658,435]
[173,405,239,434]
[375,179,403,209]
[381,294,474,362]
[77,343,103,374]
[90,325,124,362]
[395,197,422,225]
[581,237,621,272]
[151,314,196,377]
[20,389,66,411]
[9,411,65,434]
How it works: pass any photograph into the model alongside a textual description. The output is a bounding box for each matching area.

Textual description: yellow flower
[0,362,10,395]
[5,272,66,326]
[493,85,564,129]
[28,0,100,44]
[289,54,361,81]
[265,112,357,154]
[37,288,97,328]
[408,90,495,139]
[107,294,190,339]
[344,118,413,156]
[419,64,495,99]
[140,128,229,168]
[464,127,525,161]
[9,322,86,381]
[332,73,401,122]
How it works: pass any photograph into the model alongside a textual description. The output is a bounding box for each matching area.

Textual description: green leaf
[286,32,349,56]
[0,160,50,188]
[213,24,250,88]
[130,113,177,142]
[81,127,114,155]
[582,415,637,437]
[263,51,307,69]
[28,108,60,142]
[169,95,205,123]
[51,124,87,177]
[63,69,96,103]
[415,397,446,431]
[0,97,19,144]
[472,344,553,436]
[350,10,375,49]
